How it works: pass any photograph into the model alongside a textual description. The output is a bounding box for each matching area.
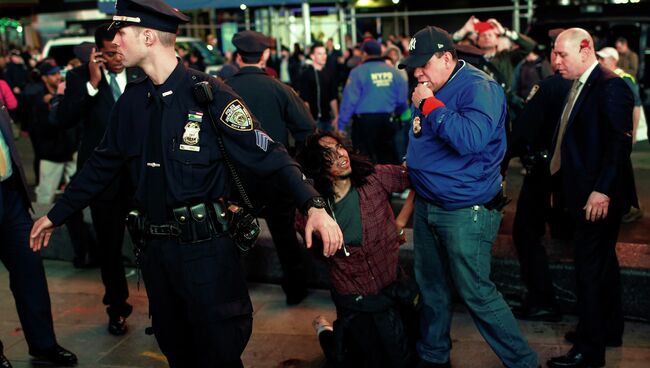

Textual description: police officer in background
[226,30,316,305]
[508,74,572,322]
[29,1,342,367]
[507,29,573,322]
[338,39,408,164]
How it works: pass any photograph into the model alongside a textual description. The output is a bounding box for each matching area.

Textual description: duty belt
[144,202,229,244]
[146,223,182,237]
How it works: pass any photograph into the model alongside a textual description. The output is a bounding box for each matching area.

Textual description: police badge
[183,122,201,145]
[220,99,253,131]
[412,116,422,137]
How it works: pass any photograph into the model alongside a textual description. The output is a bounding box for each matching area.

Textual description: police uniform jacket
[338,58,408,131]
[48,61,319,225]
[508,73,572,160]
[225,66,315,147]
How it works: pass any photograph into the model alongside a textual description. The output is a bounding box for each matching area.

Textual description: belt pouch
[211,202,229,233]
[190,203,212,242]
[173,206,193,243]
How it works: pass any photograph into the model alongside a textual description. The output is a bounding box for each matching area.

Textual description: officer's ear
[142,29,155,47]
[261,48,271,63]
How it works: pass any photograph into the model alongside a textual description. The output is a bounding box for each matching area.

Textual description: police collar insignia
[220,99,253,131]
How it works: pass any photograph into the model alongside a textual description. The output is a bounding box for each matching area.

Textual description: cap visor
[398,53,432,69]
[47,66,61,75]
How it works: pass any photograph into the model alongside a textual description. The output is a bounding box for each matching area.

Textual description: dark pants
[319,307,415,368]
[512,167,572,307]
[260,197,306,297]
[0,179,57,353]
[572,213,624,362]
[351,113,396,164]
[65,210,95,264]
[90,199,132,318]
[140,236,253,368]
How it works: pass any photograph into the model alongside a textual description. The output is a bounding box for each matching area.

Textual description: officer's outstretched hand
[304,208,343,257]
[30,216,55,252]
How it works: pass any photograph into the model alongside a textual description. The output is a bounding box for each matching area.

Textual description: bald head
[553,28,596,80]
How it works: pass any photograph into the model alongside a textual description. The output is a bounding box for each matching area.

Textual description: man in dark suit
[1,100,77,366]
[547,28,636,368]
[51,25,142,336]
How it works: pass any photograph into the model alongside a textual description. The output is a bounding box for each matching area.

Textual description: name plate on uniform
[179,144,200,152]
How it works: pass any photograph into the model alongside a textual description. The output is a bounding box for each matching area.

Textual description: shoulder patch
[219,99,253,131]
[525,84,540,103]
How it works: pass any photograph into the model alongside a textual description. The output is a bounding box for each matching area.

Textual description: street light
[240,4,247,10]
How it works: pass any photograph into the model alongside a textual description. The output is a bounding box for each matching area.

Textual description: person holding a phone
[28,0,342,366]
[452,16,536,118]
[50,24,144,337]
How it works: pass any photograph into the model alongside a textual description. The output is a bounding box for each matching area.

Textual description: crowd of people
[0,0,646,367]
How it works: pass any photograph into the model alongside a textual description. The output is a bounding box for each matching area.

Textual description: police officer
[338,39,408,164]
[29,1,342,367]
[508,74,572,322]
[226,30,316,304]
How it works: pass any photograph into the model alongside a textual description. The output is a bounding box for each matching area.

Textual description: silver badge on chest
[182,121,201,146]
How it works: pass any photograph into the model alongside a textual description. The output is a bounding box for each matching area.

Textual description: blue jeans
[413,197,538,368]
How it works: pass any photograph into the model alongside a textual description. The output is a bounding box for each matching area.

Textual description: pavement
[1,261,650,368]
[2,129,650,367]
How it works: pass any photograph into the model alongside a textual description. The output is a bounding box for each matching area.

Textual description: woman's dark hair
[296,131,375,200]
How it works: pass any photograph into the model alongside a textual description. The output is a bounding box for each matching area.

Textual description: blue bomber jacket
[406,60,507,210]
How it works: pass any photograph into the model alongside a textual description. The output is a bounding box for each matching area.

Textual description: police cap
[109,0,190,33]
[361,39,382,56]
[232,30,273,54]
[398,26,455,69]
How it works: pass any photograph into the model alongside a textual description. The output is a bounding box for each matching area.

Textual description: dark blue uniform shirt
[49,61,318,225]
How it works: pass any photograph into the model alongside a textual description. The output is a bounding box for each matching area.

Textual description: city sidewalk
[1,261,649,367]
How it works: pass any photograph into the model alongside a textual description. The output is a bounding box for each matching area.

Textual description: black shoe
[0,352,12,368]
[30,344,77,366]
[546,351,604,367]
[512,304,561,322]
[564,330,622,347]
[417,358,451,368]
[108,316,128,336]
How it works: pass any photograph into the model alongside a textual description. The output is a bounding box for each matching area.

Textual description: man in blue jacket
[400,26,538,368]
[339,39,408,164]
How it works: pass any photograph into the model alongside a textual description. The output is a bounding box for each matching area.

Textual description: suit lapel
[566,65,601,129]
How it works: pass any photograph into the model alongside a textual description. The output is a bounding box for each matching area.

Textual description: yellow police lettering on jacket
[370,72,394,87]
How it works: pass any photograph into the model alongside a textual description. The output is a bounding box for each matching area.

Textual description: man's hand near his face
[88,48,106,89]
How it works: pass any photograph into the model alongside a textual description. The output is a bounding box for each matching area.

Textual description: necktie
[0,145,7,178]
[108,72,121,101]
[144,93,167,222]
[549,79,582,175]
